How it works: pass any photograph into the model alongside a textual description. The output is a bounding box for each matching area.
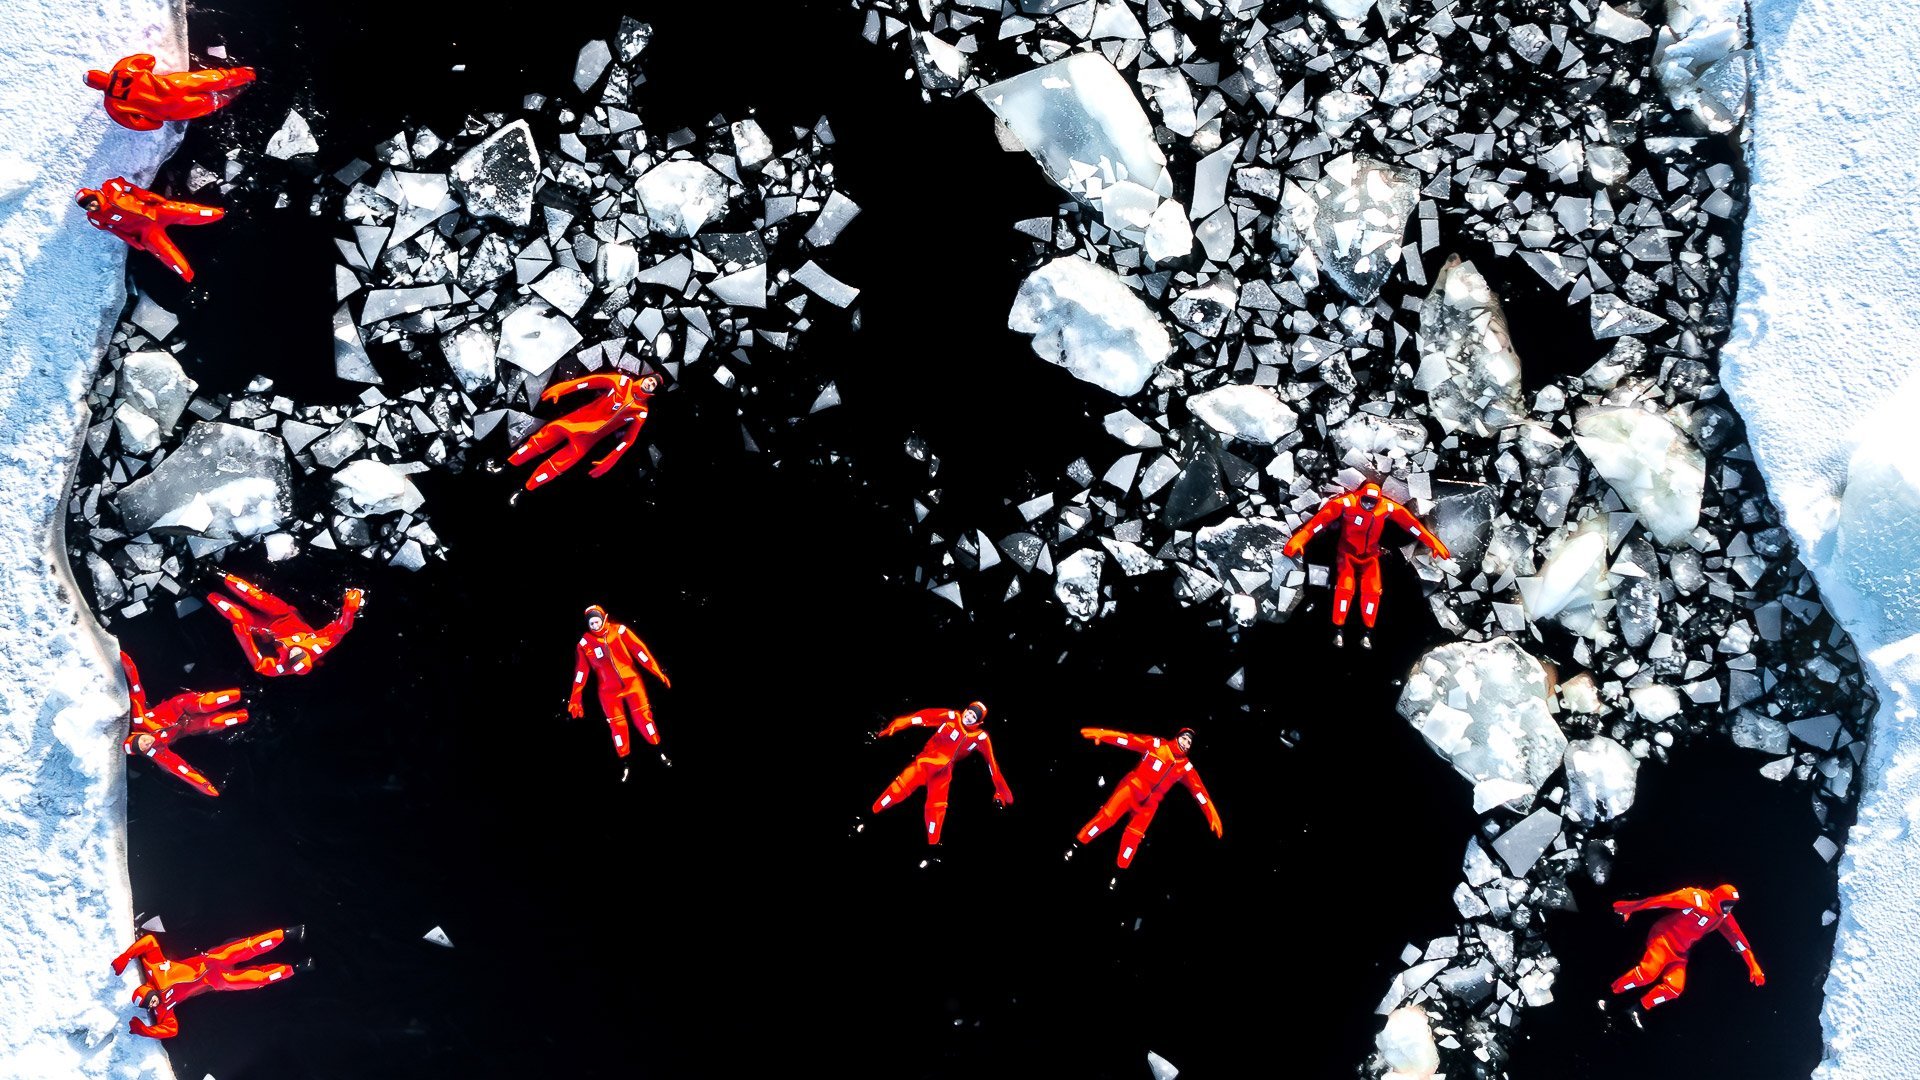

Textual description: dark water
[107,2,1834,1077]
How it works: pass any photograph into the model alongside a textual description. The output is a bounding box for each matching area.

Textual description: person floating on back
[868,701,1012,845]
[568,604,671,775]
[510,373,659,493]
[1070,726,1221,869]
[86,53,256,131]
[1282,480,1450,649]
[207,573,363,677]
[114,925,305,1039]
[120,651,248,797]
[1611,883,1764,1009]
[76,179,223,282]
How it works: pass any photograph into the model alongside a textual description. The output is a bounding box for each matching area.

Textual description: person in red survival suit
[75,178,224,282]
[120,651,248,798]
[1070,726,1222,869]
[869,702,1013,844]
[510,373,661,492]
[113,926,305,1039]
[207,574,364,677]
[1281,480,1451,648]
[86,54,256,131]
[1611,883,1765,1009]
[568,605,671,771]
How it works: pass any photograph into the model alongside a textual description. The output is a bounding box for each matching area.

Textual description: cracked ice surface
[113,422,293,541]
[1008,255,1170,396]
[1399,637,1568,813]
[1414,256,1524,437]
[1574,406,1705,547]
[0,0,181,1076]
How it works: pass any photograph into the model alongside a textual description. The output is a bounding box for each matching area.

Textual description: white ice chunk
[977,54,1173,223]
[264,109,319,159]
[1630,684,1683,722]
[1593,3,1653,42]
[709,262,768,308]
[1054,547,1105,621]
[1144,198,1193,262]
[1188,385,1297,445]
[1376,1006,1439,1080]
[729,119,774,170]
[1009,256,1170,397]
[532,265,593,318]
[804,191,862,246]
[1518,519,1612,640]
[1287,154,1418,304]
[1398,637,1568,803]
[331,459,425,517]
[1147,1050,1179,1080]
[1574,407,1705,547]
[574,39,612,92]
[1589,292,1668,338]
[423,926,453,948]
[439,324,496,392]
[114,422,292,540]
[794,261,859,307]
[635,160,728,238]
[1655,0,1750,133]
[450,120,540,228]
[1415,256,1524,437]
[115,349,195,444]
[1491,808,1563,877]
[496,302,582,375]
[1563,736,1639,824]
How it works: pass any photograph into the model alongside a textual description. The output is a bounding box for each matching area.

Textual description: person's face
[1360,491,1379,510]
[144,993,160,1009]
[639,375,660,393]
[77,193,100,212]
[287,646,311,671]
[134,733,155,753]
[1177,732,1194,753]
[587,613,605,632]
[962,707,982,726]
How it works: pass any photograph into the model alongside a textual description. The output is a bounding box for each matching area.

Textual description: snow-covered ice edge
[1721,0,1920,1075]
[0,2,182,1077]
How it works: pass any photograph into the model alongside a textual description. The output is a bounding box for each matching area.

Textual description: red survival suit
[1075,727,1222,868]
[1611,884,1764,1009]
[208,574,362,677]
[121,652,248,797]
[113,929,297,1039]
[568,606,671,757]
[510,373,658,492]
[86,54,256,131]
[871,702,1012,844]
[1283,482,1449,634]
[77,178,224,282]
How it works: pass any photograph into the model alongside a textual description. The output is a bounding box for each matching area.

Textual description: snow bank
[1720,0,1920,1075]
[0,1,182,1076]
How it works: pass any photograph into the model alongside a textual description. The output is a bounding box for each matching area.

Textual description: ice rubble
[1399,638,1568,813]
[1562,736,1639,825]
[1414,256,1523,437]
[1720,0,1920,1070]
[1,0,181,1076]
[69,20,860,613]
[1009,256,1171,396]
[1573,406,1705,547]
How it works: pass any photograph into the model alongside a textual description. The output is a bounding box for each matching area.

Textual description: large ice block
[1008,256,1170,397]
[1415,256,1524,437]
[113,422,292,540]
[1399,636,1568,811]
[1573,407,1705,547]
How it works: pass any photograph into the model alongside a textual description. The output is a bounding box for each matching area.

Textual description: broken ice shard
[1563,736,1639,824]
[1287,154,1418,304]
[1196,516,1299,624]
[114,350,195,455]
[331,460,426,518]
[1491,808,1563,877]
[573,39,612,93]
[114,422,292,540]
[1398,637,1568,811]
[1593,2,1653,42]
[635,160,728,238]
[1655,0,1751,133]
[1054,547,1105,621]
[450,120,540,228]
[1573,408,1705,547]
[1588,293,1667,339]
[1428,482,1497,570]
[1146,1051,1179,1080]
[1518,518,1612,640]
[709,263,768,308]
[333,303,379,383]
[1415,256,1524,437]
[264,109,319,159]
[1008,256,1171,397]
[977,53,1174,220]
[496,301,583,375]
[423,926,453,948]
[1376,1006,1440,1080]
[1189,385,1297,445]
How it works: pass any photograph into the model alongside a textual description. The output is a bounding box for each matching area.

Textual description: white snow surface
[1721,1,1920,1075]
[0,1,183,1077]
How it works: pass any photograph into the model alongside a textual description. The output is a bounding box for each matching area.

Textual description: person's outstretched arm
[1079,727,1153,750]
[979,734,1013,807]
[1611,888,1698,920]
[1180,764,1224,837]
[619,626,671,688]
[1387,500,1451,559]
[1282,496,1346,558]
[874,708,950,739]
[1719,915,1766,985]
[567,640,593,718]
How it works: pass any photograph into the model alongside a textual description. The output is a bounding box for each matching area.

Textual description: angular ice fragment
[331,460,426,517]
[794,261,860,308]
[1009,256,1170,397]
[1415,256,1524,436]
[1188,385,1297,445]
[804,191,863,247]
[1518,520,1612,640]
[1573,408,1705,547]
[709,263,768,308]
[912,31,969,91]
[450,120,540,228]
[333,304,380,384]
[574,39,612,93]
[977,54,1173,220]
[532,266,593,318]
[635,160,728,238]
[1146,1050,1179,1080]
[1398,637,1569,804]
[1143,198,1193,262]
[1655,1,1750,133]
[1288,154,1418,304]
[1376,1006,1439,1080]
[1563,737,1639,824]
[1730,711,1791,754]
[1629,684,1682,722]
[1589,293,1667,339]
[1593,3,1653,41]
[1428,482,1497,569]
[1317,0,1372,18]
[1379,54,1442,106]
[423,926,453,948]
[114,422,293,540]
[1491,808,1563,877]
[1054,548,1105,621]
[730,119,774,170]
[265,110,319,159]
[496,302,582,375]
[116,350,195,445]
